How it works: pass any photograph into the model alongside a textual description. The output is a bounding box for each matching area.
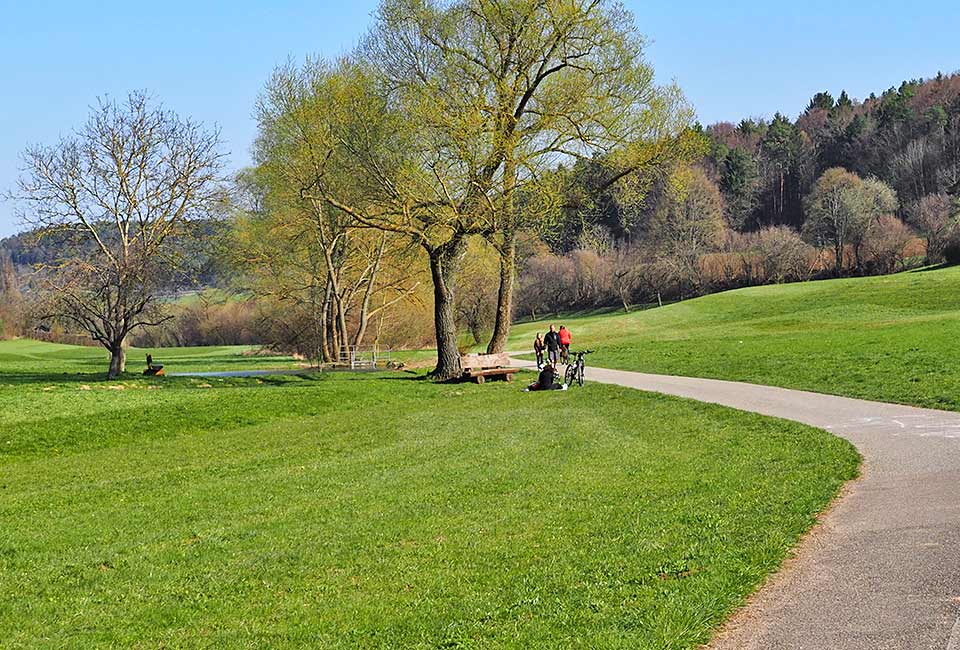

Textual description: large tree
[240,69,420,364]
[295,0,693,377]
[13,92,225,377]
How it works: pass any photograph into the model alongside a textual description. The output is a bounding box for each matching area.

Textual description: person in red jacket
[558,325,572,364]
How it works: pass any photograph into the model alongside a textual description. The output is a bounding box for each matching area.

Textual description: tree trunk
[486,230,516,354]
[354,235,386,347]
[320,282,333,363]
[486,153,517,354]
[618,285,631,313]
[428,240,464,381]
[779,171,785,218]
[107,341,126,379]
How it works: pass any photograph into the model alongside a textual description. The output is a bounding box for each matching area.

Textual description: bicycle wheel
[576,363,584,387]
[564,364,576,386]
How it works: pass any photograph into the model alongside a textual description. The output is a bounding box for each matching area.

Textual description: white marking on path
[947,608,960,650]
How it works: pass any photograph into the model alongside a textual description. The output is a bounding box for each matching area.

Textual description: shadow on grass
[376,372,432,382]
[909,262,954,273]
[0,371,113,386]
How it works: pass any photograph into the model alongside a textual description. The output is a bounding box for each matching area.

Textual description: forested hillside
[4,71,959,355]
[516,72,960,316]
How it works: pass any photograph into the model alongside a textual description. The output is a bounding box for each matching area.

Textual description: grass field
[511,265,960,411]
[0,341,858,648]
[0,339,301,382]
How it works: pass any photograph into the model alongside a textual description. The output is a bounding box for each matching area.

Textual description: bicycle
[563,350,593,387]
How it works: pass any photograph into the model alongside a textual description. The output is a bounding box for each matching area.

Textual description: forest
[1,0,959,375]
[513,73,960,318]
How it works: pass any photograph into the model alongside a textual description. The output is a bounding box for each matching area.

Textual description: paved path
[513,358,960,649]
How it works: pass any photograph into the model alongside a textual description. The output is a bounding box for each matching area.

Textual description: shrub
[862,216,914,274]
[943,235,960,265]
[755,226,816,284]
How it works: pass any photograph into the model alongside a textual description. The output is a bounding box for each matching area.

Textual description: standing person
[558,325,572,364]
[544,324,561,368]
[533,333,545,369]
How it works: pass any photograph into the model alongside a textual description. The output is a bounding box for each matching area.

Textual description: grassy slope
[510,266,960,411]
[0,342,858,649]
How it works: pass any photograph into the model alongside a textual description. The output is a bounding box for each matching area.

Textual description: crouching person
[525,363,567,391]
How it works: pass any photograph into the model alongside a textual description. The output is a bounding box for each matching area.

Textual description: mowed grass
[0,342,858,648]
[0,338,301,382]
[510,265,960,411]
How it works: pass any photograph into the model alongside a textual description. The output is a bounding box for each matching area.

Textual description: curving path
[512,358,960,649]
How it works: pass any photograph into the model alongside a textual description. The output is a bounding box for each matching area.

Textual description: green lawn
[0,341,858,649]
[510,265,960,411]
[0,339,301,382]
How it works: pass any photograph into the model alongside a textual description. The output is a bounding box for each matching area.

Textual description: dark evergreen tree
[719,147,760,229]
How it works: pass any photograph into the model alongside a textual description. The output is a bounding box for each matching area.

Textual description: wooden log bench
[460,352,521,384]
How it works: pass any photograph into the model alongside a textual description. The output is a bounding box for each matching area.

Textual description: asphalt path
[512,358,960,649]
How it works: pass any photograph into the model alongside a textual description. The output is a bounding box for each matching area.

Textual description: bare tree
[13,92,225,377]
[647,166,725,297]
[862,215,914,274]
[907,193,959,263]
[754,226,816,283]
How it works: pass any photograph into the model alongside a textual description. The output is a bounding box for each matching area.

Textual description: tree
[367,0,694,356]
[759,113,801,224]
[850,177,898,271]
[648,166,725,296]
[297,0,693,378]
[906,193,959,263]
[13,92,225,378]
[241,68,420,364]
[862,215,913,274]
[836,90,853,111]
[807,91,835,113]
[719,146,759,228]
[801,168,897,275]
[753,226,814,284]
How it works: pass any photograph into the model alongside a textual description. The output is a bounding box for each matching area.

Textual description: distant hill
[0,219,234,289]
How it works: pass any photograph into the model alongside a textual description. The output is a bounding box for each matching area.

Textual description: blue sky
[1,0,958,237]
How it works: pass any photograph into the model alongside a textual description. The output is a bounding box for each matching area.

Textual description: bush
[755,226,816,283]
[943,236,960,265]
[131,295,263,348]
[862,216,914,274]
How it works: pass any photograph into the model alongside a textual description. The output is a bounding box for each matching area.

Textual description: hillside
[512,265,960,410]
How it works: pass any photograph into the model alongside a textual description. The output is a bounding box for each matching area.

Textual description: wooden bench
[460,352,521,384]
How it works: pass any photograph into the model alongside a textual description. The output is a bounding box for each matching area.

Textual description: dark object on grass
[526,364,566,391]
[144,354,165,377]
